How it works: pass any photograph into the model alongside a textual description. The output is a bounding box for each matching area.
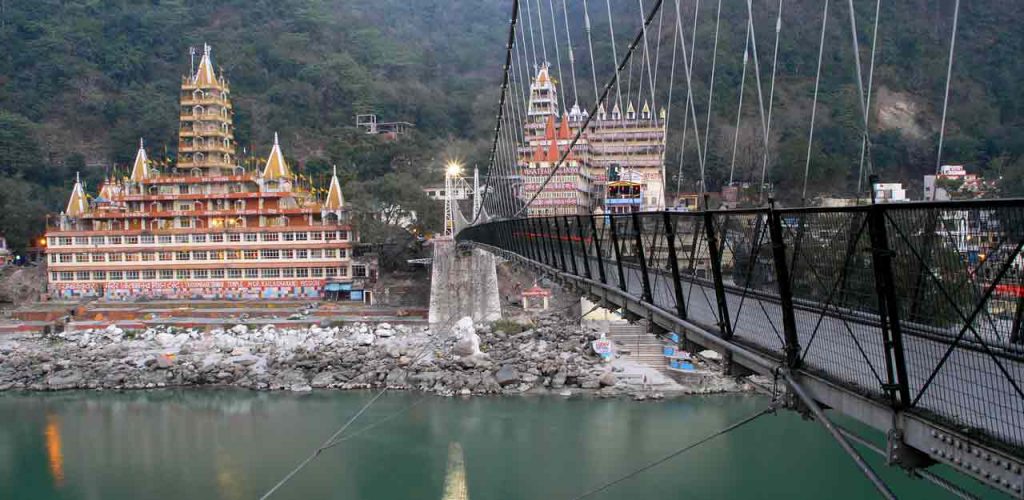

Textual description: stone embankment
[0,315,744,397]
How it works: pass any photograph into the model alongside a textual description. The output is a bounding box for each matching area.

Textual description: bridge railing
[458,200,1024,451]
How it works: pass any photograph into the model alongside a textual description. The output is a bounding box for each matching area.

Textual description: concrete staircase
[606,322,670,374]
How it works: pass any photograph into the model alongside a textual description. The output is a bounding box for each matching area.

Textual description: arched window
[190,168,202,177]
[234,166,245,176]
[193,105,204,116]
[192,89,204,100]
[277,216,289,227]
[194,153,205,164]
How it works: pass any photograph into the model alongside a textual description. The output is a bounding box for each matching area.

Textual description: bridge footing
[428,239,501,326]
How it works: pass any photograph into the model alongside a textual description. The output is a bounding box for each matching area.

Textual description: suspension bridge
[455,0,1023,497]
[262,1,1023,497]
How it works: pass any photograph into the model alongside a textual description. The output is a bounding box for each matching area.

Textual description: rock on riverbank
[0,316,743,397]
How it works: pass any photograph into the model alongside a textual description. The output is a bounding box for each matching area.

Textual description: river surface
[0,390,1000,499]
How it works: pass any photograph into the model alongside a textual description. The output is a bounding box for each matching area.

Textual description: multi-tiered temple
[518,64,667,217]
[45,45,372,300]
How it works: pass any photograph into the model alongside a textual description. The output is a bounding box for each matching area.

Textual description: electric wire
[567,407,774,500]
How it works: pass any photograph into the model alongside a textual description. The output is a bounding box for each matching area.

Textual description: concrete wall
[428,239,501,325]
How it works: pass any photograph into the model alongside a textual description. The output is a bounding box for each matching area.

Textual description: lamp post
[444,161,462,238]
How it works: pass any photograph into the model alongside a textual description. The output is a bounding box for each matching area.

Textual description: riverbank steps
[0,315,746,398]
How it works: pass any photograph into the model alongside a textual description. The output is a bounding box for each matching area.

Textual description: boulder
[230,324,249,335]
[494,365,520,387]
[311,371,335,388]
[599,372,617,387]
[452,333,481,357]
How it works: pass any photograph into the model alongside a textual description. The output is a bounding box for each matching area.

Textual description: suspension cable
[568,407,774,499]
[583,0,601,100]
[855,0,882,194]
[534,0,550,69]
[473,0,521,224]
[934,0,961,178]
[673,0,700,196]
[514,0,666,217]
[605,0,625,112]
[844,0,874,197]
[758,0,784,197]
[546,0,568,113]
[802,0,829,203]
[700,0,723,170]
[744,0,770,200]
[561,0,580,105]
[524,0,540,69]
[729,22,752,186]
[671,0,708,196]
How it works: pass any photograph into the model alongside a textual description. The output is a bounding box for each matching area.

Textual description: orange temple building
[44,45,374,300]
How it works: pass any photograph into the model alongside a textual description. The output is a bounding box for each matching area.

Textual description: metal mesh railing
[457,200,1024,450]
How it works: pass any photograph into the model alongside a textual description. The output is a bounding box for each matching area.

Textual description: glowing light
[45,414,65,487]
[446,162,462,177]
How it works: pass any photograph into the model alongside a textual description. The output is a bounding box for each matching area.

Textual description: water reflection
[45,413,65,487]
[441,442,469,500]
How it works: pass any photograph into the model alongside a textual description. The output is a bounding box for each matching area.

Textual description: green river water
[0,390,1001,499]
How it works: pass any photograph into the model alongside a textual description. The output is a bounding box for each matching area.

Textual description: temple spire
[65,172,87,216]
[193,43,217,86]
[324,165,345,210]
[130,138,149,182]
[262,132,292,180]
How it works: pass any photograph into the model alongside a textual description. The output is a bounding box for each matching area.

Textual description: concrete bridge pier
[428,239,501,326]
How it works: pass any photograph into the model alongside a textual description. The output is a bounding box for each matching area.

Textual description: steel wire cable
[514,0,667,218]
[802,0,830,202]
[758,0,784,198]
[844,0,875,197]
[672,0,701,196]
[728,23,752,186]
[669,0,708,196]
[934,0,961,180]
[605,0,625,112]
[259,291,473,498]
[524,0,540,70]
[699,0,723,172]
[473,0,521,224]
[546,0,568,113]
[561,0,580,105]
[567,407,774,500]
[583,0,601,101]
[855,0,882,194]
[743,0,770,200]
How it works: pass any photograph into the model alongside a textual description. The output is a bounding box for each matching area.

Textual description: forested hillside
[1,0,1022,250]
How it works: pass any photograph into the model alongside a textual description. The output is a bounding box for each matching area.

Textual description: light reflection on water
[0,389,985,500]
[45,413,64,487]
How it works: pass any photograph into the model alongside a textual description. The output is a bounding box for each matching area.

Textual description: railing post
[767,204,801,368]
[590,215,607,285]
[540,218,555,267]
[866,185,912,409]
[576,215,592,280]
[663,212,688,320]
[530,218,542,264]
[565,217,579,276]
[608,214,628,292]
[703,209,733,338]
[1011,295,1024,345]
[632,212,653,303]
[553,216,568,273]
